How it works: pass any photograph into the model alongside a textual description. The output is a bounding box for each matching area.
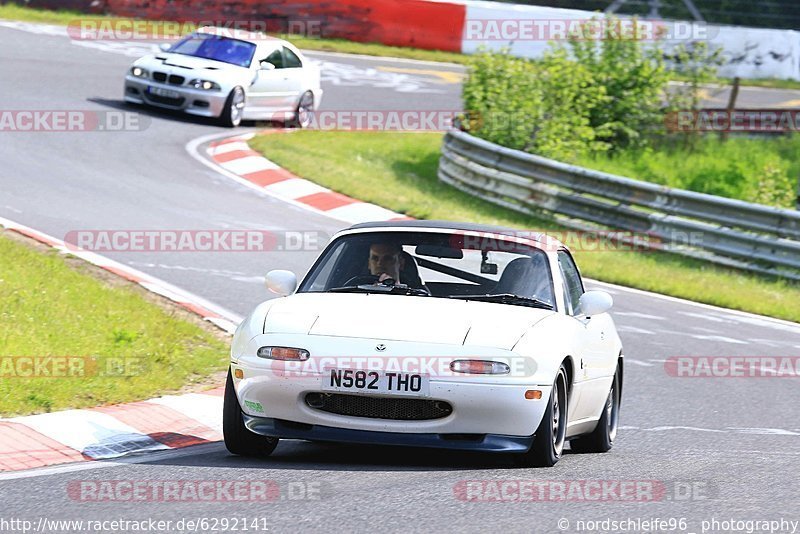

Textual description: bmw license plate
[147,86,180,99]
[322,369,430,397]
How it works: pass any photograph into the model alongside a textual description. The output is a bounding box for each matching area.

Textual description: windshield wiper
[449,293,554,310]
[327,284,430,296]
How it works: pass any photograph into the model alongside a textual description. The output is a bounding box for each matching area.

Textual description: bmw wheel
[219,86,245,128]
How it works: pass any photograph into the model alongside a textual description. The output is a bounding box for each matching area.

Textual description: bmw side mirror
[576,290,613,319]
[158,43,172,52]
[265,270,297,296]
[259,61,276,71]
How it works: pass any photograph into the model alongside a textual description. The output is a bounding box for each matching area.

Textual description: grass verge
[250,131,800,323]
[0,230,229,416]
[574,135,800,209]
[4,4,800,89]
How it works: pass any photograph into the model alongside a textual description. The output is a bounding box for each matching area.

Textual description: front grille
[145,94,185,107]
[305,393,452,421]
[151,72,185,86]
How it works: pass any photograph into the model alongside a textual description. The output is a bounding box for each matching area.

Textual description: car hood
[134,53,246,74]
[263,293,554,350]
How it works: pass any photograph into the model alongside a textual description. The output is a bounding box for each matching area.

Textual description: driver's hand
[377,273,393,283]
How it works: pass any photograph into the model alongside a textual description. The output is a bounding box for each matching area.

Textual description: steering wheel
[344,274,382,286]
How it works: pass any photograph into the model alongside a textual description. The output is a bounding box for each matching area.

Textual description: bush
[462,48,608,161]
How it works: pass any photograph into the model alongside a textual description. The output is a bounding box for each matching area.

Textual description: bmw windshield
[167,33,256,67]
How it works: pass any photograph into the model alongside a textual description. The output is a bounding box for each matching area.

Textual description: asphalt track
[1,21,800,534]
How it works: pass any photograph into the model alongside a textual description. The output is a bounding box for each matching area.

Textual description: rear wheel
[219,87,245,128]
[223,369,278,456]
[570,368,620,454]
[516,364,569,467]
[288,91,314,128]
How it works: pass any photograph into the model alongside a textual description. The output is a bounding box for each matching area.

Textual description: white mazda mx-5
[224,221,623,466]
[124,27,322,127]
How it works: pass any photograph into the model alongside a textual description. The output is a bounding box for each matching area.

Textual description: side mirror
[259,61,276,71]
[576,290,613,318]
[265,270,297,296]
[158,43,172,52]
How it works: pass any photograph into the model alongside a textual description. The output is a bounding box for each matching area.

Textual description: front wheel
[516,363,569,467]
[570,367,620,454]
[222,369,278,456]
[219,87,245,128]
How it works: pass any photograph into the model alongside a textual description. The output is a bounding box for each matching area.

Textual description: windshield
[167,33,256,67]
[298,231,556,308]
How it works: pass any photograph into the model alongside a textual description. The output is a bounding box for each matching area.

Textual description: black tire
[570,367,621,454]
[516,363,569,467]
[288,91,314,128]
[222,369,278,456]
[219,87,245,128]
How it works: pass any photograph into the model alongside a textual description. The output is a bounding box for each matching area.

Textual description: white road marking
[689,334,748,345]
[625,359,655,367]
[613,311,665,320]
[647,426,726,433]
[265,177,329,199]
[679,311,732,323]
[617,325,656,335]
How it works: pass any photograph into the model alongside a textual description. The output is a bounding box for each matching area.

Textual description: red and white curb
[0,216,236,473]
[203,131,413,225]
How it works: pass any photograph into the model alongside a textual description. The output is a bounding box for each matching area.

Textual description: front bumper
[124,76,228,118]
[244,416,535,452]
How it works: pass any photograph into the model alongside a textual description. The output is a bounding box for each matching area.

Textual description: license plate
[147,86,180,99]
[322,369,429,397]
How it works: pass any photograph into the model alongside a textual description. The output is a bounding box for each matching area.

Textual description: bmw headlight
[130,66,148,78]
[189,79,221,91]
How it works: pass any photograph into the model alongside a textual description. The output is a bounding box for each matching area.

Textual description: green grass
[250,131,800,322]
[0,232,229,416]
[575,135,800,209]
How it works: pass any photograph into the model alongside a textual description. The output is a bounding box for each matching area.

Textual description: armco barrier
[438,128,800,280]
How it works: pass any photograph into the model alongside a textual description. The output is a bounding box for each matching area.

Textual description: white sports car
[224,221,623,466]
[124,27,322,127]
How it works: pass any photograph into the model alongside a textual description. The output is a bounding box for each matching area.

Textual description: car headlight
[450,359,510,374]
[257,346,310,361]
[130,66,148,78]
[189,79,221,91]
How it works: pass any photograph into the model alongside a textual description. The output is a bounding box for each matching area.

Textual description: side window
[557,250,584,315]
[262,48,284,69]
[283,47,302,68]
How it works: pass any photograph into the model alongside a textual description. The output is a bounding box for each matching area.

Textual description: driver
[368,242,404,284]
